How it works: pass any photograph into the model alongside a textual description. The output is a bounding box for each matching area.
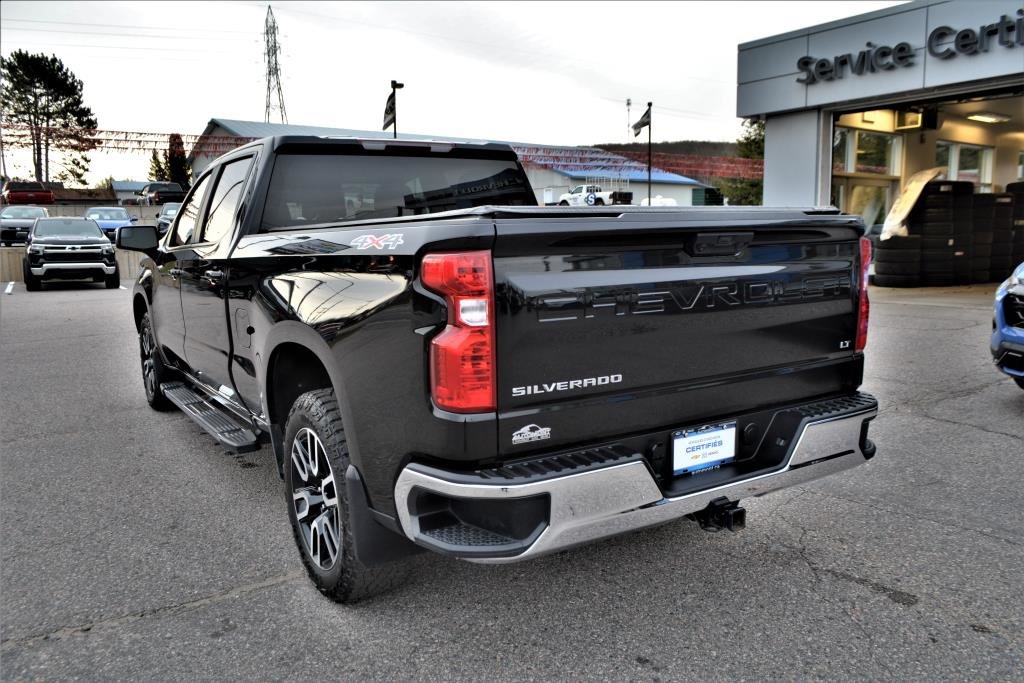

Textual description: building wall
[763,110,832,206]
[523,167,696,205]
[738,0,1024,118]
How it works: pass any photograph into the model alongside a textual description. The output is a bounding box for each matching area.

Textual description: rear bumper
[31,262,117,277]
[394,393,877,563]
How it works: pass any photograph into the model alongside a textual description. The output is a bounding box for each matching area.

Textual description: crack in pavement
[797,487,1022,548]
[0,570,305,651]
[915,411,1024,443]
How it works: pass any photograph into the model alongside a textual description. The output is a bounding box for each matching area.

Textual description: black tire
[874,261,919,276]
[1014,377,1024,391]
[22,261,41,291]
[922,181,973,196]
[105,268,120,289]
[921,273,956,286]
[921,236,955,250]
[877,235,921,250]
[139,311,175,411]
[594,199,604,206]
[914,222,954,236]
[873,273,919,288]
[910,208,953,223]
[558,201,569,206]
[284,388,409,603]
[874,249,920,264]
[2,241,10,247]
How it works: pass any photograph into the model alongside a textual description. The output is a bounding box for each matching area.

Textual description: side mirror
[25,234,32,244]
[116,225,159,253]
[130,215,139,222]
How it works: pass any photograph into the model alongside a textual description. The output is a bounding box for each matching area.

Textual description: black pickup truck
[137,182,187,206]
[117,136,877,603]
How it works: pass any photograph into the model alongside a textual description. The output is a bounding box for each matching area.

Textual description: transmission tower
[264,5,288,124]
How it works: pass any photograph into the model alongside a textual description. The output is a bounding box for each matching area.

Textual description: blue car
[83,206,137,241]
[991,261,1024,390]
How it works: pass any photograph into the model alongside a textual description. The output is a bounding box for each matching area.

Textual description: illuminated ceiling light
[965,112,1011,124]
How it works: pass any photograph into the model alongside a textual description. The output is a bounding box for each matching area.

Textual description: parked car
[1,205,49,245]
[84,206,137,241]
[22,217,119,291]
[117,135,877,603]
[155,202,181,236]
[991,261,1024,390]
[1,180,54,206]
[136,182,186,206]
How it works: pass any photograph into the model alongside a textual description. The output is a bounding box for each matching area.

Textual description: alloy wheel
[290,427,341,570]
[139,322,157,400]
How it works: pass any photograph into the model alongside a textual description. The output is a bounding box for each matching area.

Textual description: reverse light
[856,237,871,352]
[421,250,496,413]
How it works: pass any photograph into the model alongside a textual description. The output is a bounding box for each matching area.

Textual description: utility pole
[264,5,288,124]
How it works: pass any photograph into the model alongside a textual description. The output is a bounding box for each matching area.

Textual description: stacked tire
[909,181,971,287]
[1009,182,1024,269]
[990,194,1015,281]
[971,194,996,283]
[873,235,921,287]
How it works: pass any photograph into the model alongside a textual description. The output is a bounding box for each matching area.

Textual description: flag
[383,91,396,130]
[632,105,650,137]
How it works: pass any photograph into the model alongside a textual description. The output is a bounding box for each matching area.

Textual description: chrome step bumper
[394,394,877,563]
[31,262,116,276]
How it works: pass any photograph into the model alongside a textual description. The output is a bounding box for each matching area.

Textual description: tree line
[1,50,189,188]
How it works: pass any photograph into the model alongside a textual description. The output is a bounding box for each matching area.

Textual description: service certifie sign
[672,421,738,475]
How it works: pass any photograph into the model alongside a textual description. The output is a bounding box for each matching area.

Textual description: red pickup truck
[1,181,54,205]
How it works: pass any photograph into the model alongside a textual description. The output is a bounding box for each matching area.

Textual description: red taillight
[856,236,871,352]
[421,251,495,413]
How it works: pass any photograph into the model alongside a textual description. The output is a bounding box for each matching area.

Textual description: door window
[171,174,212,247]
[201,157,254,245]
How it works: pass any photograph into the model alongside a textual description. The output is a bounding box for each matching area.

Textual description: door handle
[204,269,225,283]
[168,267,184,278]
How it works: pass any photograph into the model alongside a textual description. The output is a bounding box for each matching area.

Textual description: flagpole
[647,102,652,205]
[390,80,404,139]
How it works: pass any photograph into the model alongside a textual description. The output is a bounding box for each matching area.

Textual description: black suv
[23,218,120,291]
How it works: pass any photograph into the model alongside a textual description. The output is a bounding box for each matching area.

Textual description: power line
[0,35,257,55]
[3,17,260,35]
[1,25,262,41]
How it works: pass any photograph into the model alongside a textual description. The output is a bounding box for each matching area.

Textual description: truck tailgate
[492,210,866,457]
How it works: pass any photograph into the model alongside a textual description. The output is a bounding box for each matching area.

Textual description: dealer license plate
[672,421,738,475]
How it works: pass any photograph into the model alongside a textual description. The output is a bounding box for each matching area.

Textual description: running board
[161,381,259,452]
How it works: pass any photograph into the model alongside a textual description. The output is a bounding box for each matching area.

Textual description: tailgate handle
[692,232,753,256]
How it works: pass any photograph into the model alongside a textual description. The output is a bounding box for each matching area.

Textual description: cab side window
[170,174,212,247]
[201,156,254,245]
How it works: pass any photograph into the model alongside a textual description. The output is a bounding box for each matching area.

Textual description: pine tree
[720,119,765,205]
[0,50,98,183]
[148,149,168,181]
[163,133,190,189]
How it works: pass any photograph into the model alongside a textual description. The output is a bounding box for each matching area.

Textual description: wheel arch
[261,326,356,478]
[132,293,148,332]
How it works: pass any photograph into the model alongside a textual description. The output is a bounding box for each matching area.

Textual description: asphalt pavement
[1,279,1022,681]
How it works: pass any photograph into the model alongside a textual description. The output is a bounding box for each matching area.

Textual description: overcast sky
[1,0,903,183]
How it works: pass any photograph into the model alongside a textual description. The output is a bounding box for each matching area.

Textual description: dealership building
[739,0,1023,224]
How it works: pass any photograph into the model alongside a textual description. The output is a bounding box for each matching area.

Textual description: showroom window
[832,128,902,176]
[935,141,994,192]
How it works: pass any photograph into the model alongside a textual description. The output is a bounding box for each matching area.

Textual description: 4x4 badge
[512,424,551,445]
[349,233,404,250]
